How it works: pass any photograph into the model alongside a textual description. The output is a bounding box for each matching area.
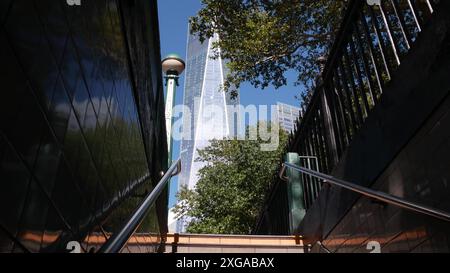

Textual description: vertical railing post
[320,86,339,168]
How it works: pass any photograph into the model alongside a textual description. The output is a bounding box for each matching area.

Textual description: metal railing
[285,0,437,208]
[279,162,450,222]
[254,0,440,235]
[98,158,181,253]
[297,156,321,210]
[316,241,332,254]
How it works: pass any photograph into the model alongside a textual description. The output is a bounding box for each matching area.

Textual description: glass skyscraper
[276,102,301,133]
[177,30,239,232]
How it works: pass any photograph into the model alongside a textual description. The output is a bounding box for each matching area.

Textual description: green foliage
[190,0,347,101]
[173,122,288,234]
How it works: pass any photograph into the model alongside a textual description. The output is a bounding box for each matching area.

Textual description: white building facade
[276,102,301,133]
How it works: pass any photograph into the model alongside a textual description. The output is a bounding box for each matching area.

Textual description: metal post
[162,54,186,165]
[164,74,179,165]
[285,153,306,233]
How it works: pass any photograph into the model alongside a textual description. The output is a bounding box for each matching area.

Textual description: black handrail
[279,162,450,222]
[316,241,332,253]
[98,159,182,253]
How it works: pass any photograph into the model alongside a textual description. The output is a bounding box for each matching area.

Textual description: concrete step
[163,233,305,253]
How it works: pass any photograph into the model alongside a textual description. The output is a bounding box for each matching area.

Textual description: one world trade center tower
[176,27,239,232]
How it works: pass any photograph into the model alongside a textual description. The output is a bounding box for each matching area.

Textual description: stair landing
[164,234,305,253]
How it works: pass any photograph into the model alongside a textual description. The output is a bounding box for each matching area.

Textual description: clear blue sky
[157,0,303,207]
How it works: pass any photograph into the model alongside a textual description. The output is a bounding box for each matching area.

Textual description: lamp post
[162,54,185,165]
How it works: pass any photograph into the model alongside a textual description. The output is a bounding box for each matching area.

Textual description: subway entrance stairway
[68,158,307,253]
[2,0,450,253]
[86,0,450,253]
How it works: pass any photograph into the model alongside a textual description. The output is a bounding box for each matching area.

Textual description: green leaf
[173,122,288,234]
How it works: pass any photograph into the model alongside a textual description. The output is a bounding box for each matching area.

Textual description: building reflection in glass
[0,1,166,252]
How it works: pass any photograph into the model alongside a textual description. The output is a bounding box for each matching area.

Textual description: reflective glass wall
[0,0,167,253]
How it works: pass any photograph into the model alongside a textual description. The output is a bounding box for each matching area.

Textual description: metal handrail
[279,162,450,222]
[316,241,332,253]
[98,158,182,253]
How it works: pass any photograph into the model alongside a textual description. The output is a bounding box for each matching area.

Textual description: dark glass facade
[0,0,167,253]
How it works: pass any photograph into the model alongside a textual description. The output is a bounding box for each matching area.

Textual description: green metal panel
[285,153,306,233]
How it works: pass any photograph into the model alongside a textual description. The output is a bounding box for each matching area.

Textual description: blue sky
[157,0,302,207]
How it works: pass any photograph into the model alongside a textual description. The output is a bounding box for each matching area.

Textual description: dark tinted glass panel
[63,109,82,170]
[41,205,72,253]
[1,1,164,252]
[60,39,82,100]
[33,128,62,196]
[0,30,29,135]
[0,227,15,253]
[6,87,44,167]
[34,0,69,66]
[0,143,31,236]
[78,160,99,212]
[15,180,51,252]
[72,79,90,125]
[50,161,84,232]
[82,225,107,253]
[48,76,72,143]
[0,135,6,164]
[4,1,59,114]
[0,1,12,26]
[83,101,98,150]
[93,182,108,215]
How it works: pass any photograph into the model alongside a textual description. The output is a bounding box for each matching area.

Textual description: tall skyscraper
[177,30,239,232]
[276,102,301,133]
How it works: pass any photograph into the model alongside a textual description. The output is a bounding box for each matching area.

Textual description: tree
[190,0,347,101]
[173,122,288,234]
